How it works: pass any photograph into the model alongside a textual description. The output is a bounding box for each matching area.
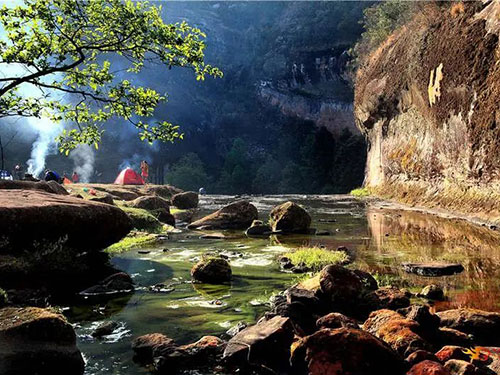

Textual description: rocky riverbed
[3,190,500,374]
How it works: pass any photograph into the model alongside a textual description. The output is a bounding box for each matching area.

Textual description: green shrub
[350,187,370,198]
[284,247,348,271]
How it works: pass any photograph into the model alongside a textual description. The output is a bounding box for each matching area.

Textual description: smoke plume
[70,144,95,183]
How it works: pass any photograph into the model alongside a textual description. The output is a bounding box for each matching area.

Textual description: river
[64,194,500,374]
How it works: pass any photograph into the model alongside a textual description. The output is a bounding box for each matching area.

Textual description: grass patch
[372,272,411,289]
[350,187,370,198]
[106,232,158,254]
[284,247,348,272]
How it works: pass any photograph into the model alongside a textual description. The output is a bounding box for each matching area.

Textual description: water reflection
[361,206,500,312]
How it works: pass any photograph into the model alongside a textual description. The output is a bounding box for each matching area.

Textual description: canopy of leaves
[0,0,222,153]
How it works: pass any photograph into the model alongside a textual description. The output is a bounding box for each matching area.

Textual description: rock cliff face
[355,1,500,221]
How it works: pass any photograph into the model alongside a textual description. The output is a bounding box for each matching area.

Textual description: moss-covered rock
[269,201,311,233]
[191,256,232,284]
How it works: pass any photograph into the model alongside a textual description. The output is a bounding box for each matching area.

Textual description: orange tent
[63,177,73,185]
[114,168,144,185]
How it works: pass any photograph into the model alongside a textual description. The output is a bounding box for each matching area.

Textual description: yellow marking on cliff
[428,63,443,107]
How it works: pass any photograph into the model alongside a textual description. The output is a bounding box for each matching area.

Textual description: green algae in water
[65,195,500,375]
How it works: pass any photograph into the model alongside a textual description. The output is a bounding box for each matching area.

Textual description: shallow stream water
[64,195,500,375]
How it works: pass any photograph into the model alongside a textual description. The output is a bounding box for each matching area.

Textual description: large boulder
[0,307,84,375]
[363,309,430,356]
[171,191,199,209]
[269,201,311,233]
[290,328,405,375]
[437,308,500,346]
[132,333,176,363]
[187,200,258,230]
[223,316,295,371]
[0,190,132,254]
[319,264,366,304]
[129,195,170,211]
[0,179,68,195]
[191,257,232,284]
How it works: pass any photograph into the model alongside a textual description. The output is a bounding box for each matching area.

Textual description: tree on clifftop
[0,0,222,153]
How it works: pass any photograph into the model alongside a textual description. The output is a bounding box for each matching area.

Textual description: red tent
[114,168,144,185]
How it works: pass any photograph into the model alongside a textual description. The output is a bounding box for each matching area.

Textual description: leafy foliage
[0,0,222,153]
[353,0,415,63]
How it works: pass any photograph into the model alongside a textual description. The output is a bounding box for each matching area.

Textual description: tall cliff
[355,1,500,222]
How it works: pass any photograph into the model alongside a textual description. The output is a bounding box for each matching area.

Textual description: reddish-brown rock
[0,307,84,375]
[316,312,359,329]
[406,350,440,367]
[435,346,470,363]
[132,333,176,363]
[437,309,500,346]
[188,200,258,229]
[290,328,405,375]
[407,360,450,375]
[269,201,311,233]
[0,189,131,254]
[223,316,295,371]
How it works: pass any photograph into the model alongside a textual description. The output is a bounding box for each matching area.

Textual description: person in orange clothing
[72,171,79,183]
[140,160,149,183]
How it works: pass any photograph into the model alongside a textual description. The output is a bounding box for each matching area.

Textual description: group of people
[44,170,80,184]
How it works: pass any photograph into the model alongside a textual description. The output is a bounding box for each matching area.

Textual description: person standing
[72,171,79,183]
[140,160,149,184]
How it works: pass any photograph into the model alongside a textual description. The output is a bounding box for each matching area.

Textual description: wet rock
[130,195,171,211]
[319,264,365,304]
[272,298,318,335]
[269,201,311,233]
[148,283,174,294]
[402,263,464,276]
[407,360,450,375]
[364,286,411,311]
[435,328,473,347]
[291,263,312,273]
[419,284,445,301]
[437,308,500,345]
[363,309,429,356]
[89,194,115,205]
[132,333,176,363]
[155,210,176,226]
[353,269,378,290]
[200,233,226,240]
[399,305,441,332]
[191,257,232,284]
[223,316,295,371]
[172,208,196,223]
[435,346,470,362]
[92,321,119,338]
[279,256,294,270]
[0,307,84,375]
[171,191,199,209]
[188,200,258,230]
[316,312,359,329]
[80,272,134,296]
[245,221,272,236]
[155,335,225,372]
[315,230,330,236]
[0,190,131,254]
[226,322,247,337]
[290,328,406,375]
[406,350,440,367]
[444,359,479,375]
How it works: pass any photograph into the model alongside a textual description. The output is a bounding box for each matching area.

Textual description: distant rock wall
[259,86,358,136]
[354,1,500,221]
